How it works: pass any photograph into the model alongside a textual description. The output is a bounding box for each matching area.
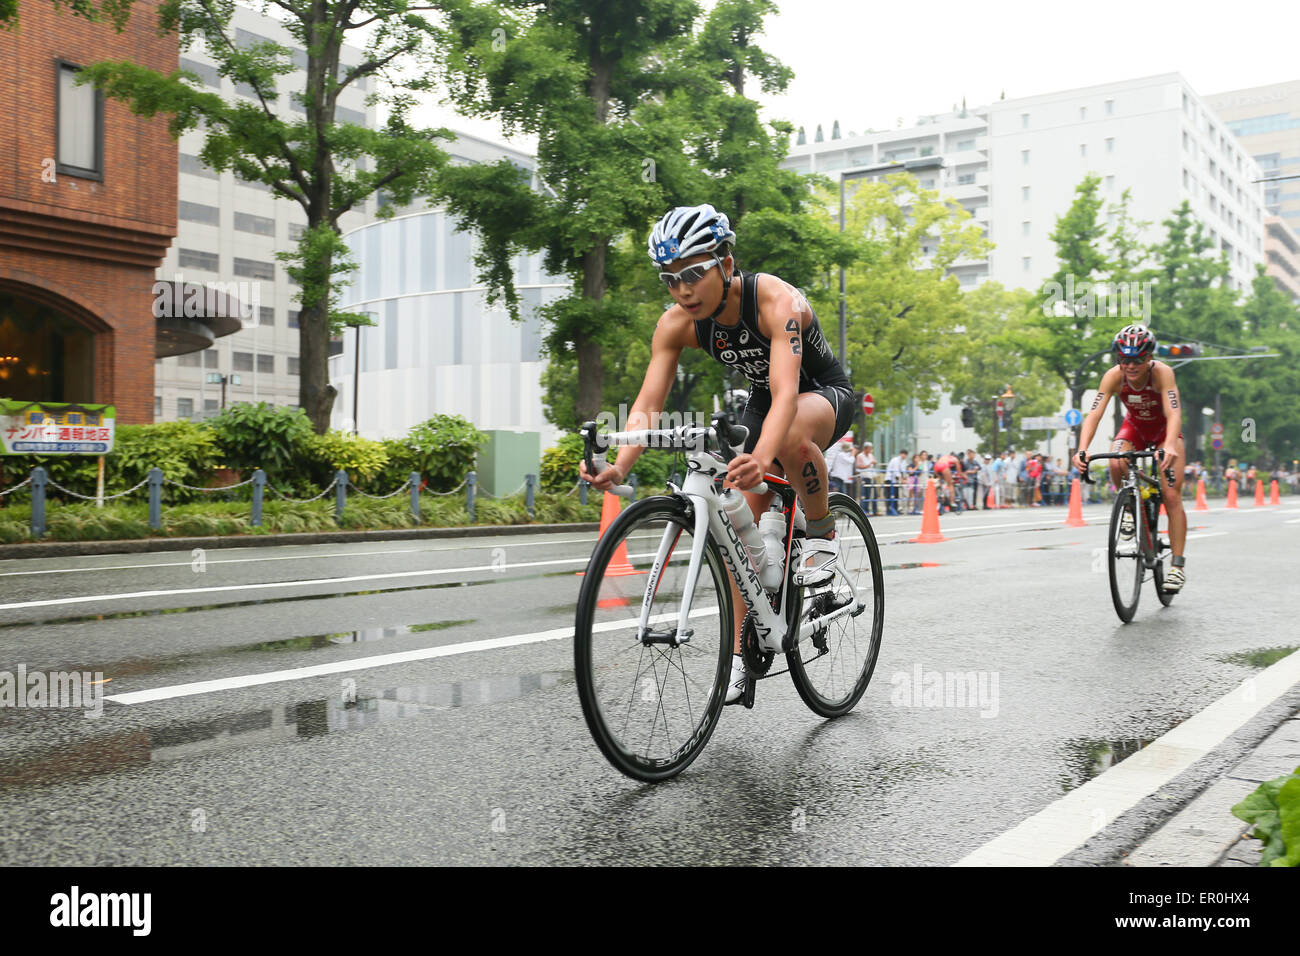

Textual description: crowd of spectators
[824,437,1298,517]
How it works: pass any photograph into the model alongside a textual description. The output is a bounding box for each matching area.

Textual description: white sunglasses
[658,259,719,289]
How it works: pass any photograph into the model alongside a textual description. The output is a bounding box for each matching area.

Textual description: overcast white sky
[411,0,1300,152]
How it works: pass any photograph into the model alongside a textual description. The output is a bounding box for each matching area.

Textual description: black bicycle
[1081,450,1178,623]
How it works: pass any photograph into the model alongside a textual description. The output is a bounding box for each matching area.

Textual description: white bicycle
[573,413,885,782]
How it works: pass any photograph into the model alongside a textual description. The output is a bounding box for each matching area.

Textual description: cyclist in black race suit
[579,204,855,703]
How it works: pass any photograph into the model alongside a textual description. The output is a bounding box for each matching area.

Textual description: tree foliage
[74,0,450,432]
[945,282,1060,453]
[808,172,987,427]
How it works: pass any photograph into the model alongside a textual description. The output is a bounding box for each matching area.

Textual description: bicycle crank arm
[794,597,865,644]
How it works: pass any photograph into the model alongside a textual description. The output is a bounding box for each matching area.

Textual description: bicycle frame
[1083,450,1172,569]
[592,423,865,655]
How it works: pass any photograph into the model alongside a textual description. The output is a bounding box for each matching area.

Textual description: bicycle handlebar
[1078,450,1176,486]
[579,413,767,495]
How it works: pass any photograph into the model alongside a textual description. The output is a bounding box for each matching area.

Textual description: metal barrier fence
[0,467,570,538]
[842,474,1294,515]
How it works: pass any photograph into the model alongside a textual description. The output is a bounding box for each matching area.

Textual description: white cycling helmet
[648,204,736,265]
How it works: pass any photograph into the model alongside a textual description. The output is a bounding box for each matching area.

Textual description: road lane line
[0,536,603,578]
[953,649,1300,867]
[0,547,680,612]
[104,606,721,705]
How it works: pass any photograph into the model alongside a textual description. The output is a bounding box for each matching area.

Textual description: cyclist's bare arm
[579,310,691,490]
[1074,366,1120,469]
[1154,362,1183,472]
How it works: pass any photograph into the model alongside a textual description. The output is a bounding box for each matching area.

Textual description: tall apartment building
[783,109,992,289]
[1204,80,1300,301]
[331,132,569,448]
[780,73,1269,461]
[152,4,376,422]
[783,73,1267,295]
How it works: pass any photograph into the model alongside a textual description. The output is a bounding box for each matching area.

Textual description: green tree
[1022,175,1114,415]
[945,282,1060,452]
[2,0,133,28]
[1142,201,1242,458]
[1236,268,1300,463]
[77,0,450,432]
[810,172,987,428]
[427,0,702,425]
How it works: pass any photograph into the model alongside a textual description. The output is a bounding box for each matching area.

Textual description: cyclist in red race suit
[579,204,855,703]
[1072,325,1187,591]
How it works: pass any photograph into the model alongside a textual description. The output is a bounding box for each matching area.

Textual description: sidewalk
[1124,706,1300,867]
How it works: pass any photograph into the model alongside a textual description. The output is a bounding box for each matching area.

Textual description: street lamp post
[344,311,378,435]
[205,371,242,411]
[991,386,1015,459]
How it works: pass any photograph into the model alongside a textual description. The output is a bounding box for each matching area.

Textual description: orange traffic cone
[1270,480,1281,505]
[578,492,642,579]
[1064,478,1086,527]
[1226,480,1239,509]
[986,485,996,509]
[910,479,948,543]
[1254,479,1265,506]
[1194,479,1209,512]
[599,493,639,577]
[1159,501,1167,516]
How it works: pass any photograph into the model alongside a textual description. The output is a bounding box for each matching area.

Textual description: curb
[0,522,602,560]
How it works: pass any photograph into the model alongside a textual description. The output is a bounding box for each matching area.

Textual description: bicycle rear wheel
[787,493,884,717]
[1108,489,1143,623]
[574,495,732,782]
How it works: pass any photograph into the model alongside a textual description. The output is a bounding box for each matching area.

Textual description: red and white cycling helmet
[1112,324,1157,360]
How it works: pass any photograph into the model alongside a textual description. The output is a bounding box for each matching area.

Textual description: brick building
[0,0,179,423]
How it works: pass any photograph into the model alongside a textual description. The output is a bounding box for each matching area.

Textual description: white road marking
[953,648,1300,867]
[0,535,602,578]
[0,547,678,613]
[105,606,721,705]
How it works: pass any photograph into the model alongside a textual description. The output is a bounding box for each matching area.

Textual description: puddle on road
[1216,645,1298,669]
[1020,543,1083,551]
[1059,718,1188,792]
[0,670,571,790]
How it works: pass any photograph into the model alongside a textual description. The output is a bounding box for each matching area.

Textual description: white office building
[781,73,1270,462]
[330,132,569,445]
[153,5,377,421]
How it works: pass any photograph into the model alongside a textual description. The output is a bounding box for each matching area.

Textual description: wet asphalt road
[0,499,1296,866]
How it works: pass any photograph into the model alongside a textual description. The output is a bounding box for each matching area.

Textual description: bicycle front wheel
[787,493,885,718]
[1150,498,1177,607]
[1108,489,1143,623]
[574,495,732,782]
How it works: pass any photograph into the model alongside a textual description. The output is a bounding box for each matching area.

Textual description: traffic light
[961,407,975,428]
[1157,343,1200,358]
